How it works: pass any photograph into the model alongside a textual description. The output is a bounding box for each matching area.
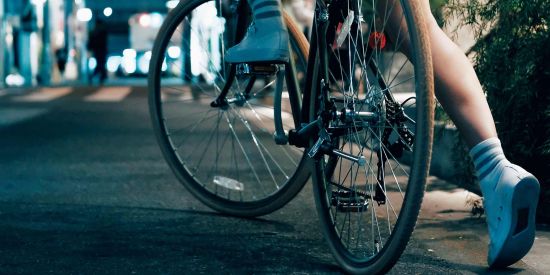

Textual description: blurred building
[0,0,88,87]
[0,0,171,88]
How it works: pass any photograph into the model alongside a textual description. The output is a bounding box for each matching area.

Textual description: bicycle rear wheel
[309,0,434,273]
[149,0,310,217]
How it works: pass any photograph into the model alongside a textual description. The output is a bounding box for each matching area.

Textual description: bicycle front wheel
[149,0,310,217]
[309,0,434,273]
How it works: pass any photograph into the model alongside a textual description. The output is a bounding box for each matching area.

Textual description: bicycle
[148,0,434,273]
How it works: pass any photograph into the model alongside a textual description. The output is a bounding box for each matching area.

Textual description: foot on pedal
[225,0,289,63]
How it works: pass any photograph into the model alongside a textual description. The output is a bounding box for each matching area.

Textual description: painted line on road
[161,85,193,102]
[13,87,72,102]
[84,86,132,102]
[0,107,49,128]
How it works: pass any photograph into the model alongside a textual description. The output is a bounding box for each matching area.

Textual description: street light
[166,0,179,9]
[76,8,92,22]
[103,7,112,17]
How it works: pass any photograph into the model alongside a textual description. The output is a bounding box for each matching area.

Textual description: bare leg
[380,0,497,147]
[379,1,538,267]
[418,1,496,147]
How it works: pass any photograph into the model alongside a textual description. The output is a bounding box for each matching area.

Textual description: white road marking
[161,86,193,102]
[0,108,49,128]
[85,86,132,102]
[13,87,72,102]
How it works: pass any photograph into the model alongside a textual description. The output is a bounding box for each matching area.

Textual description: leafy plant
[430,0,449,26]
[446,0,550,223]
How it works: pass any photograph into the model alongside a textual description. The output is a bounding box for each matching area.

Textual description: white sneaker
[225,0,289,64]
[481,162,540,268]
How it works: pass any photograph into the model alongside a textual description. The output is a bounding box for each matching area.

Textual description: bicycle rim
[309,0,434,272]
[149,0,310,217]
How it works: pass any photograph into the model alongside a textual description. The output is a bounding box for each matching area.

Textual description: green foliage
[446,0,550,223]
[450,130,480,194]
[430,0,449,26]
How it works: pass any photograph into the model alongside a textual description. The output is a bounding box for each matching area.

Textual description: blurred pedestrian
[88,18,108,85]
[55,48,68,78]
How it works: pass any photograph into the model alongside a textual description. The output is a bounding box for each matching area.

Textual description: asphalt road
[0,85,543,274]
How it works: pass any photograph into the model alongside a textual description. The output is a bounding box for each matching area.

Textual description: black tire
[149,0,310,217]
[309,0,434,273]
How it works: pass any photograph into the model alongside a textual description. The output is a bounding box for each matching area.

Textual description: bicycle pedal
[331,190,369,212]
[236,63,280,76]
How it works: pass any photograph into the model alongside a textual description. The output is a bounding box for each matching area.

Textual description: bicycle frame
[210,0,406,155]
[150,0,434,269]
[289,0,406,145]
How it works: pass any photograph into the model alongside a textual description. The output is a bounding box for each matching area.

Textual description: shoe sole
[489,175,540,268]
[226,49,289,64]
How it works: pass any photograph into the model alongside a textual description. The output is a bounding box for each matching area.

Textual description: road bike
[148,0,434,272]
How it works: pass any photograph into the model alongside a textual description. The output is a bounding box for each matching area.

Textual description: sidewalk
[416,175,549,274]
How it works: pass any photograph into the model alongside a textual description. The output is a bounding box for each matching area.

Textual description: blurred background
[0,0,183,87]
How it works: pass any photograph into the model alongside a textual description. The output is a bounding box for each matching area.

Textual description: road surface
[0,84,546,274]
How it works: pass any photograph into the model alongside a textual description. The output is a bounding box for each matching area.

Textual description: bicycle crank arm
[287,118,323,148]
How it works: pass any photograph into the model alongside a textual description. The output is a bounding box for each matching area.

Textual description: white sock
[469,137,508,190]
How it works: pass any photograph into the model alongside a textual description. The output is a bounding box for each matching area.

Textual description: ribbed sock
[251,0,282,20]
[469,137,508,190]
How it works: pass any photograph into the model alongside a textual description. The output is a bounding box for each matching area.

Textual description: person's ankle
[469,137,506,186]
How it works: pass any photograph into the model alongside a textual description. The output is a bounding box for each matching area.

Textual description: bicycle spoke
[223,111,264,188]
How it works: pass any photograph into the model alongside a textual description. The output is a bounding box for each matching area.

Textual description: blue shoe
[225,0,289,63]
[481,162,540,268]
